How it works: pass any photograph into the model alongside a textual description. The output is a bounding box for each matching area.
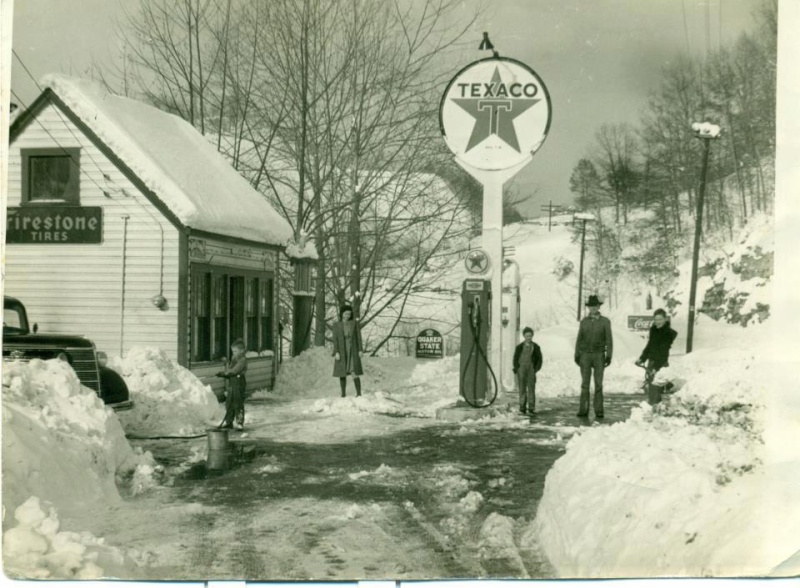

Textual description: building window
[260,280,274,352]
[22,148,81,205]
[192,272,211,362]
[191,265,274,362]
[245,278,259,352]
[212,275,228,360]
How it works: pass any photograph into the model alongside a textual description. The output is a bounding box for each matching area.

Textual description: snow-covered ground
[524,319,800,577]
[1,347,227,579]
[3,200,796,579]
[1,359,155,578]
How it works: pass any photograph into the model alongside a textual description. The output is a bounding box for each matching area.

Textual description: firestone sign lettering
[628,315,655,331]
[439,57,552,171]
[416,329,444,359]
[6,206,103,244]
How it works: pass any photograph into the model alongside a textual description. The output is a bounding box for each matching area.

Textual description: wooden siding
[5,102,181,360]
[191,355,276,398]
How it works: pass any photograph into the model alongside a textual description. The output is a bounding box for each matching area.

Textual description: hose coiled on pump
[459,302,498,408]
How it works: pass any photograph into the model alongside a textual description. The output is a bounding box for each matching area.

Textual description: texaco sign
[439,57,552,171]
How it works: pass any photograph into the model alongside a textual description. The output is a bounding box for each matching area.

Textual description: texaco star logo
[465,249,490,274]
[452,67,539,153]
[440,57,551,171]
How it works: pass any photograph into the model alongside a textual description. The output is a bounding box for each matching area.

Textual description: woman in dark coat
[636,308,678,397]
[331,304,364,397]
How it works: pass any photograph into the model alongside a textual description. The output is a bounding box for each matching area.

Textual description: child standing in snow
[635,308,677,404]
[217,339,247,429]
[512,327,543,415]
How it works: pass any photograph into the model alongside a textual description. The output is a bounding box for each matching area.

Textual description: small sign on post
[628,315,654,331]
[415,328,444,359]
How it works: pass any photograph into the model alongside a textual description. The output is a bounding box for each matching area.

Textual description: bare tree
[113,0,481,353]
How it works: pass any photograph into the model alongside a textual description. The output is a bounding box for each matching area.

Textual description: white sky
[6,0,781,217]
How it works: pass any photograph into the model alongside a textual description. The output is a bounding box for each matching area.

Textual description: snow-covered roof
[41,75,294,248]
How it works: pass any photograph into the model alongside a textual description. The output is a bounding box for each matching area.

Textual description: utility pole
[574,213,595,321]
[686,122,721,353]
[540,201,564,232]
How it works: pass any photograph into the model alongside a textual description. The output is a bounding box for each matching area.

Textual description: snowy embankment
[2,359,154,578]
[525,320,800,577]
[108,347,224,436]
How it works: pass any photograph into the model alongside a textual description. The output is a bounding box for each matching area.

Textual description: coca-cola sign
[628,315,654,331]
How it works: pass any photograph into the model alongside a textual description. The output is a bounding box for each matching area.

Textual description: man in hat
[574,294,613,418]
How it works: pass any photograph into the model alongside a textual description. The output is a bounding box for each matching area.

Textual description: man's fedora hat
[585,294,603,307]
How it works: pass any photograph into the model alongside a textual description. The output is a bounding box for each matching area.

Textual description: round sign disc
[465,249,490,274]
[439,57,552,171]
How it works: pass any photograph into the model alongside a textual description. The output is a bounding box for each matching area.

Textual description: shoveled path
[111,393,643,580]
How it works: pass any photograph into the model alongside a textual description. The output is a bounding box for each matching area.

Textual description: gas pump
[460,279,498,407]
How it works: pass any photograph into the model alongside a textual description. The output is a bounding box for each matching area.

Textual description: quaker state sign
[439,57,552,171]
[416,329,444,359]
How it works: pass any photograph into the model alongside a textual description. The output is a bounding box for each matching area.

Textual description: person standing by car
[574,295,613,418]
[217,339,247,430]
[513,327,543,415]
[331,304,363,398]
[635,308,678,404]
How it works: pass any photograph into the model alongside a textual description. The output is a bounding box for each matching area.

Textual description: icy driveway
[71,390,641,580]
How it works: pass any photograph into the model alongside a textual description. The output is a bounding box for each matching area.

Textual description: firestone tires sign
[439,57,552,171]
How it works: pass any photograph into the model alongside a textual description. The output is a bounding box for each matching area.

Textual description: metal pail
[207,428,230,451]
[206,449,231,470]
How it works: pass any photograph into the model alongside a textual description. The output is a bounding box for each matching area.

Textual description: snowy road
[72,392,642,580]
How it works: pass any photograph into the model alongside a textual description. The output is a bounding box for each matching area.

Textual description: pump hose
[459,307,499,408]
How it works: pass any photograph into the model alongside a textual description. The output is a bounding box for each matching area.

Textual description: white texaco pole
[458,157,532,396]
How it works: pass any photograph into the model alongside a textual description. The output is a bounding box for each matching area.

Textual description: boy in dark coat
[513,327,543,415]
[635,308,678,400]
[218,339,247,429]
[331,304,364,397]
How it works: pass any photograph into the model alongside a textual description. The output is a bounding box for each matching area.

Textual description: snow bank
[108,347,224,436]
[274,346,388,398]
[526,337,800,577]
[3,497,136,579]
[2,359,149,518]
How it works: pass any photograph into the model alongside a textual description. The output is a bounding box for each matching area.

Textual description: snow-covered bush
[552,256,574,280]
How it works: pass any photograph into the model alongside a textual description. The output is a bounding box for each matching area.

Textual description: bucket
[207,428,230,451]
[206,449,231,470]
[647,383,664,405]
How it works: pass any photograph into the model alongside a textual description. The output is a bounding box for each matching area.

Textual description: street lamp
[573,212,596,321]
[686,122,721,353]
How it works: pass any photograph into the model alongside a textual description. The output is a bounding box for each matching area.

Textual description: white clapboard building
[5,75,299,394]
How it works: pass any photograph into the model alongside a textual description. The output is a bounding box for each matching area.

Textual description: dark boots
[339,377,362,398]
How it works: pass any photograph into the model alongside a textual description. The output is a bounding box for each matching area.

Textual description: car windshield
[2,308,26,335]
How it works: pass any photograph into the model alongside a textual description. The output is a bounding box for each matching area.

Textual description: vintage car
[2,295,133,411]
